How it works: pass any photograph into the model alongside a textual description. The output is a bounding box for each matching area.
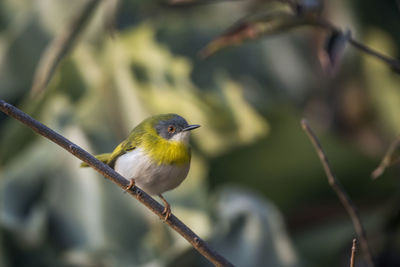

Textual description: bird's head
[150,114,200,145]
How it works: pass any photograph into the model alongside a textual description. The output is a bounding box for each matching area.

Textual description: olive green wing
[81,124,143,168]
[106,139,137,168]
[106,123,147,168]
[80,141,136,168]
[80,153,112,167]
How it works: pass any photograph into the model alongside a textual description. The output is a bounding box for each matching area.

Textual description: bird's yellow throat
[141,134,190,165]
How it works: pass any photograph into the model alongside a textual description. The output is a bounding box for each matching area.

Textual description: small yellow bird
[81,114,200,219]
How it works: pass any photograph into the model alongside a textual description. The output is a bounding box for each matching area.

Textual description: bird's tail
[80,153,112,167]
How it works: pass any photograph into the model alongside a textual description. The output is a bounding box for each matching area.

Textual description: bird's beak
[183,124,200,132]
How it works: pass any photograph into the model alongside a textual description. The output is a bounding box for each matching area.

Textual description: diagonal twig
[0,99,234,267]
[350,238,357,267]
[314,17,400,73]
[371,136,400,179]
[307,18,400,74]
[31,0,102,96]
[348,38,400,73]
[301,119,375,267]
[200,6,400,74]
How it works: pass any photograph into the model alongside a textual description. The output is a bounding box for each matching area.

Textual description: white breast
[114,148,190,195]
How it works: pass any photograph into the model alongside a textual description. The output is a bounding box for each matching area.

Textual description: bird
[81,114,200,219]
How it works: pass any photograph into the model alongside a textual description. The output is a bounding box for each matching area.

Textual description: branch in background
[350,238,357,267]
[0,99,235,267]
[197,0,400,74]
[311,18,400,74]
[199,11,315,58]
[301,119,375,267]
[348,38,400,74]
[30,0,102,96]
[371,136,400,179]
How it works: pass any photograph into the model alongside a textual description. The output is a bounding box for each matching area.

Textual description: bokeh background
[1,0,400,266]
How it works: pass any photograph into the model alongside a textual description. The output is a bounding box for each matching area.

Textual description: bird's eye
[167,125,176,133]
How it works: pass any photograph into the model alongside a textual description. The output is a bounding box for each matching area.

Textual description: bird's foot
[162,205,171,221]
[159,194,171,220]
[125,178,136,192]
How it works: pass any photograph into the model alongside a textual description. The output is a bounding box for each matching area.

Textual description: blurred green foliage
[1,0,400,266]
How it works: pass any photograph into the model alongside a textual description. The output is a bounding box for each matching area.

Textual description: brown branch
[297,6,400,73]
[348,38,400,73]
[350,238,357,267]
[371,136,400,179]
[0,99,234,267]
[30,0,102,96]
[310,17,400,74]
[301,119,375,267]
[200,5,400,74]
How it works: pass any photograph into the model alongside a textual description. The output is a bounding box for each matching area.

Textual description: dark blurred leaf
[199,12,317,58]
[319,29,351,75]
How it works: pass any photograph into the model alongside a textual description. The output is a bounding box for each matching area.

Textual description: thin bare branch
[348,38,400,73]
[371,136,400,179]
[314,18,400,73]
[31,0,102,96]
[350,238,357,267]
[303,17,400,74]
[0,99,234,267]
[201,8,400,74]
[310,17,400,73]
[301,119,375,267]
